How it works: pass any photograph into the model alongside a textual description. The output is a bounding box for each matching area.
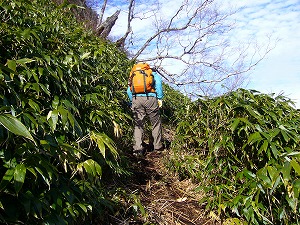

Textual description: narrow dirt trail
[106,127,222,224]
[123,149,220,225]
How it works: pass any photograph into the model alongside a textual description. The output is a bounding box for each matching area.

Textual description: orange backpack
[129,63,155,94]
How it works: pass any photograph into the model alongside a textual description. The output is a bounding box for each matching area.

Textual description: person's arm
[153,72,164,99]
[127,86,133,102]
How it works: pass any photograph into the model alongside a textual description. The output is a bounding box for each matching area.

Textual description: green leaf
[28,99,40,112]
[44,54,51,65]
[267,166,278,183]
[257,167,272,187]
[76,203,88,213]
[52,96,60,109]
[62,99,79,114]
[35,167,50,189]
[281,130,289,142]
[245,105,261,119]
[38,66,44,76]
[39,83,50,96]
[16,58,35,65]
[21,28,31,38]
[47,110,59,131]
[31,83,40,94]
[285,195,297,212]
[270,143,278,158]
[90,131,119,159]
[80,52,91,60]
[255,124,263,132]
[14,164,27,193]
[230,118,240,132]
[258,140,268,155]
[98,139,106,158]
[58,106,68,128]
[0,62,17,74]
[282,161,291,186]
[81,159,102,177]
[0,168,15,191]
[290,159,300,176]
[247,132,262,145]
[270,176,281,195]
[23,113,38,128]
[67,112,75,128]
[51,110,59,131]
[7,59,16,72]
[0,114,35,143]
[64,55,73,64]
[270,128,280,140]
[243,169,256,179]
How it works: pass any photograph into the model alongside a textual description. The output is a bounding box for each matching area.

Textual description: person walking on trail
[127,63,164,156]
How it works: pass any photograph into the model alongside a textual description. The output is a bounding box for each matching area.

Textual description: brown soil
[112,148,222,225]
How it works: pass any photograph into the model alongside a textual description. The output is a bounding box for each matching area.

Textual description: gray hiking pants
[132,96,163,151]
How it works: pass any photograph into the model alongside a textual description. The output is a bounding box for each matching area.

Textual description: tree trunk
[97,10,120,38]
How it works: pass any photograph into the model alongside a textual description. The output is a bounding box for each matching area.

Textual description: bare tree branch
[97,10,120,38]
[86,0,275,97]
[133,0,210,61]
[116,0,134,48]
[97,0,107,28]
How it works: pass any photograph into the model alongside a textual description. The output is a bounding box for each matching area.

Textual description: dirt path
[121,149,219,225]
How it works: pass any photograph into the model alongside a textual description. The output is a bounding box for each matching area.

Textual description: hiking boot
[133,149,145,157]
[155,145,164,152]
[142,141,154,152]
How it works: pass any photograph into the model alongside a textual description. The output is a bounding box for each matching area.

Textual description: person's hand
[157,99,163,108]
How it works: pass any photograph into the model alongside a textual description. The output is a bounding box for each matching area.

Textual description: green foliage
[3,0,299,224]
[169,89,300,224]
[0,0,132,223]
[161,83,191,125]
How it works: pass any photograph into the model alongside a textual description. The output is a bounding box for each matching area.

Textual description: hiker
[127,63,164,156]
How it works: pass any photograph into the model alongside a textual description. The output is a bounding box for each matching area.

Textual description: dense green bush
[169,89,300,224]
[161,84,191,126]
[0,0,132,224]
